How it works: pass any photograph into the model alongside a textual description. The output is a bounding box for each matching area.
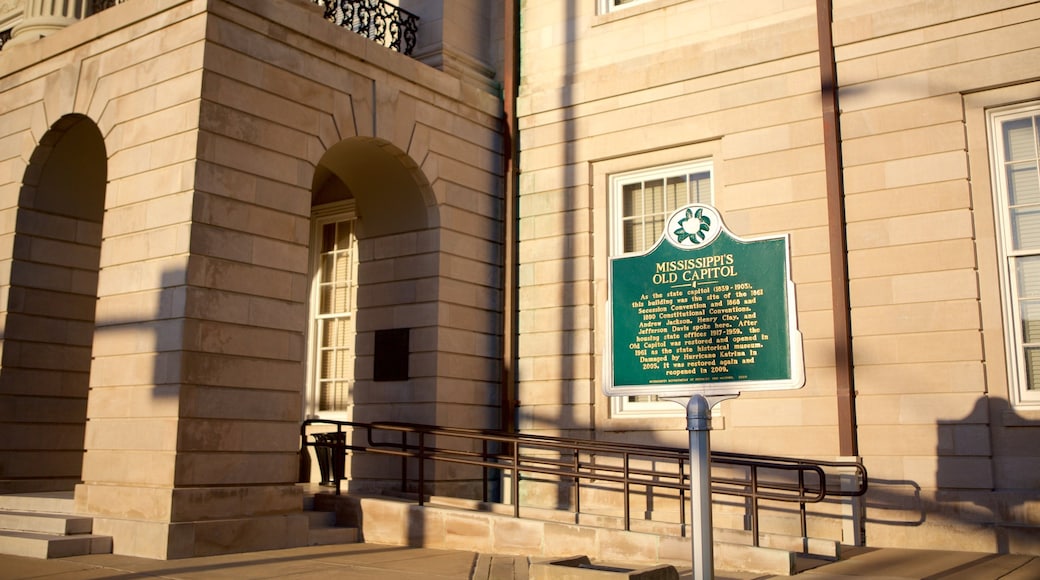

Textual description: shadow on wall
[864,396,1039,552]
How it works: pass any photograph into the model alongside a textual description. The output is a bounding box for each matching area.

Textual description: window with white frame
[607,0,644,8]
[599,0,651,13]
[991,103,1040,408]
[609,159,713,416]
[307,203,359,416]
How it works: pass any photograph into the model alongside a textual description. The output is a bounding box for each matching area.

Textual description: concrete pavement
[1,543,1038,579]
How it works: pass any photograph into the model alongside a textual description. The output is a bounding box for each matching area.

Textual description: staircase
[0,492,111,559]
[303,492,360,546]
[0,490,357,559]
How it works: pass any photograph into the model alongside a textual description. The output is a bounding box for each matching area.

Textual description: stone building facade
[1,0,1039,561]
[0,0,505,558]
[516,0,1040,553]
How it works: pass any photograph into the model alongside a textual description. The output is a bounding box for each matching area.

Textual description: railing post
[418,431,425,506]
[335,425,344,496]
[798,467,808,539]
[573,449,581,519]
[750,466,759,547]
[679,458,687,538]
[838,457,866,546]
[482,439,489,503]
[623,452,631,531]
[400,430,408,493]
[512,440,520,518]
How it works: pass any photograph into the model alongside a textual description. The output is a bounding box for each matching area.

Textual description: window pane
[1016,256,1040,296]
[690,171,711,203]
[321,223,336,253]
[1008,162,1040,207]
[665,176,686,209]
[1025,348,1040,391]
[1022,300,1040,343]
[645,179,665,215]
[1004,117,1038,161]
[1011,206,1040,250]
[337,221,353,247]
[319,381,350,411]
[622,183,642,218]
[646,215,665,247]
[623,219,640,253]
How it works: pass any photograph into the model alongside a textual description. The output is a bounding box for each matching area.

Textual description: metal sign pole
[686,394,714,580]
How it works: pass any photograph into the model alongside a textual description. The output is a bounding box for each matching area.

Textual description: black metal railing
[91,0,129,12]
[314,0,419,56]
[301,419,868,548]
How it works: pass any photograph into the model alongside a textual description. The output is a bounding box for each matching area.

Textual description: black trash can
[312,432,346,486]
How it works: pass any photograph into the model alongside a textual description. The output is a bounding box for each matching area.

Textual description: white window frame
[990,102,1040,408]
[608,159,714,417]
[304,201,358,419]
[599,0,653,13]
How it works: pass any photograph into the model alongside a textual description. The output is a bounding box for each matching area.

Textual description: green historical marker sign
[604,204,804,398]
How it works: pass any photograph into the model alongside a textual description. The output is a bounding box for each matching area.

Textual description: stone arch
[305,136,443,490]
[312,136,437,238]
[309,136,441,402]
[0,114,106,493]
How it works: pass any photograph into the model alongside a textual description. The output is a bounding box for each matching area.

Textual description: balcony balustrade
[2,0,417,55]
[91,0,128,11]
[314,0,419,55]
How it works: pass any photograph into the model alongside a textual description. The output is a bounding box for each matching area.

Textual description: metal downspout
[816,0,858,456]
[501,0,521,433]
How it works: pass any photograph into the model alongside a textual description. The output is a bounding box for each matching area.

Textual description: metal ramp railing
[301,419,867,548]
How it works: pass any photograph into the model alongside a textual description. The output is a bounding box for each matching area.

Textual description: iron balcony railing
[301,419,868,549]
[2,1,417,56]
[92,0,129,12]
[314,0,419,56]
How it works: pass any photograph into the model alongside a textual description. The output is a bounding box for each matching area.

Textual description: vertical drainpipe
[501,0,521,433]
[816,0,858,457]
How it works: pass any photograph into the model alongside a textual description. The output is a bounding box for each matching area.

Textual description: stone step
[0,492,75,514]
[305,509,337,528]
[307,525,359,546]
[421,492,838,559]
[302,493,359,547]
[0,511,93,535]
[0,530,111,559]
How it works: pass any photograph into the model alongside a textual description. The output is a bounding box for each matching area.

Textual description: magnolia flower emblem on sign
[666,204,722,247]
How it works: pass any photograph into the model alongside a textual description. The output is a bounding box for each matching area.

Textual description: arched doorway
[0,114,106,493]
[305,137,438,491]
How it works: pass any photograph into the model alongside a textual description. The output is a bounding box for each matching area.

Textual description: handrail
[300,419,867,548]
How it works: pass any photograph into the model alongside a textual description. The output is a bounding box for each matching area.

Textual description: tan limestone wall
[833,0,1040,552]
[0,0,206,514]
[517,0,840,451]
[517,0,1040,552]
[0,0,505,558]
[195,0,505,498]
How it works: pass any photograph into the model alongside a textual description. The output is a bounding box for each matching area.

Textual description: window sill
[594,0,691,27]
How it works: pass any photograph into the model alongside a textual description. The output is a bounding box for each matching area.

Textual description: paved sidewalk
[1,543,1038,579]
